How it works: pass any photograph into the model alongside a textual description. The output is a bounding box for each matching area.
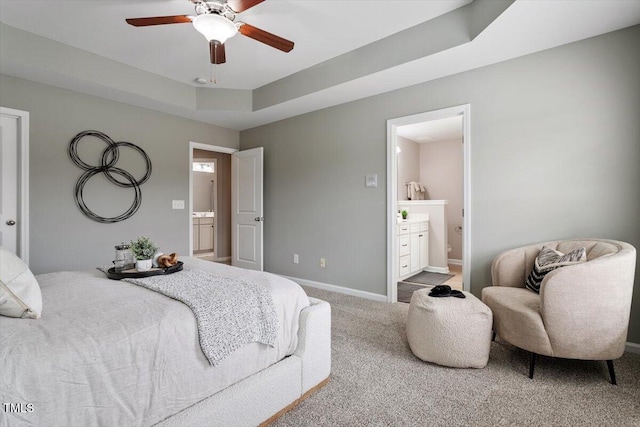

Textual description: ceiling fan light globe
[193,14,237,44]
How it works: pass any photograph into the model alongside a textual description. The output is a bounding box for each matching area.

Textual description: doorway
[189,142,236,263]
[0,107,29,263]
[189,143,265,271]
[386,105,471,303]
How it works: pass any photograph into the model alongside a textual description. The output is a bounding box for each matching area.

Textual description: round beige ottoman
[406,288,493,368]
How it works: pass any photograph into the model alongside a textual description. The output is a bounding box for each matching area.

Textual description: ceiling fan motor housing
[194,1,236,21]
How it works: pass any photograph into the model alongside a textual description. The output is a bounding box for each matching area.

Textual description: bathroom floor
[194,251,215,262]
[397,264,463,303]
[194,252,231,265]
[444,264,463,291]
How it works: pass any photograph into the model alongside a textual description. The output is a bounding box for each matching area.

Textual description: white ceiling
[397,116,463,143]
[0,0,471,89]
[1,1,640,130]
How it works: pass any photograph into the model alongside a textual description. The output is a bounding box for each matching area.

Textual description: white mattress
[0,257,310,427]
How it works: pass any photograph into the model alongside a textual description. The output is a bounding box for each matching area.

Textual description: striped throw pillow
[525,246,587,293]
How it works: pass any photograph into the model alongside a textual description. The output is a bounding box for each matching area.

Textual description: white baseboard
[283,275,387,303]
[214,256,231,262]
[625,342,640,354]
[448,258,462,266]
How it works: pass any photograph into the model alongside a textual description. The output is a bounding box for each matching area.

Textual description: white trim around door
[386,104,471,303]
[0,107,29,264]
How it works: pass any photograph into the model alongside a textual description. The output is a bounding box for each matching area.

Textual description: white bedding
[0,257,310,427]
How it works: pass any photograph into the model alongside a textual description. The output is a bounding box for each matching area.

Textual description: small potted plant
[129,236,158,271]
[401,210,408,220]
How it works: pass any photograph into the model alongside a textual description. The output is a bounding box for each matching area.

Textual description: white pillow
[0,246,42,319]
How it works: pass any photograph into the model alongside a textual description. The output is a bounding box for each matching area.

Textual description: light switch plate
[365,174,378,188]
[172,200,185,209]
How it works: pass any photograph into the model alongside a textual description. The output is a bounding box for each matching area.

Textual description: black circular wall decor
[68,130,152,223]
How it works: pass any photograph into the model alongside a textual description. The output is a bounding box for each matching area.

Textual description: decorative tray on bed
[106,261,183,280]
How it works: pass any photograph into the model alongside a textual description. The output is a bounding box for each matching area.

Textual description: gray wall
[241,25,640,344]
[0,74,239,274]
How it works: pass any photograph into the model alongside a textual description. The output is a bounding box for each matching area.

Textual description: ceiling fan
[126,0,294,65]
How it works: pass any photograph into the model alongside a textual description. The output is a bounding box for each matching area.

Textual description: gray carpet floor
[273,286,640,426]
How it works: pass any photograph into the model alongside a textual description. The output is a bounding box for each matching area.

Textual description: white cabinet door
[410,233,419,273]
[199,224,214,251]
[419,231,429,269]
[192,223,199,251]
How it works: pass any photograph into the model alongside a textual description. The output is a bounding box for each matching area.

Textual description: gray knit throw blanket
[124,269,278,366]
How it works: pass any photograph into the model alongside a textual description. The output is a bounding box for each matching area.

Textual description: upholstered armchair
[482,239,636,384]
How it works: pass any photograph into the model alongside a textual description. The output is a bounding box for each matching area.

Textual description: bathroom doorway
[189,142,236,264]
[386,105,471,303]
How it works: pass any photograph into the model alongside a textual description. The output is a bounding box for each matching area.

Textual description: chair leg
[606,360,617,385]
[529,353,537,379]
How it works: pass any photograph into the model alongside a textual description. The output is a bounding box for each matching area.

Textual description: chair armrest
[491,245,542,288]
[540,245,636,359]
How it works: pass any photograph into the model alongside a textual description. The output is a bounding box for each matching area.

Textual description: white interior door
[0,107,28,261]
[231,147,264,270]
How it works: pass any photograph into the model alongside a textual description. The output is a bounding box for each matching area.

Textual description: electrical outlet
[172,200,185,209]
[320,258,326,268]
[293,254,299,264]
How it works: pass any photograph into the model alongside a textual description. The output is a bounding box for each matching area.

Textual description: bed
[0,256,331,427]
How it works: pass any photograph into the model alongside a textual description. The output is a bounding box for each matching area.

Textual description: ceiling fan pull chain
[210,63,216,84]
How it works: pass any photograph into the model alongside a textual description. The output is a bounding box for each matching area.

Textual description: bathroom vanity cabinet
[397,220,429,279]
[193,216,214,252]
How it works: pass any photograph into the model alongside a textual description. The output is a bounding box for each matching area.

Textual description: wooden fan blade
[210,40,227,64]
[126,15,192,27]
[227,0,265,13]
[238,23,294,52]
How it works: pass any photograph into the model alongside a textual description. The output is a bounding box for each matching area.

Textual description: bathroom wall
[396,136,420,201]
[193,149,231,258]
[420,138,463,260]
[193,160,215,213]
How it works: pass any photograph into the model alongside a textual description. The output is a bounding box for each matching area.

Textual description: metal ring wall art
[68,130,152,223]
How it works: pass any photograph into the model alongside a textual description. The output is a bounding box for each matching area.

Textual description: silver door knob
[6,219,16,226]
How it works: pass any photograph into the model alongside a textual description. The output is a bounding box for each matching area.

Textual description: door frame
[0,107,29,264]
[189,141,236,258]
[386,104,471,303]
